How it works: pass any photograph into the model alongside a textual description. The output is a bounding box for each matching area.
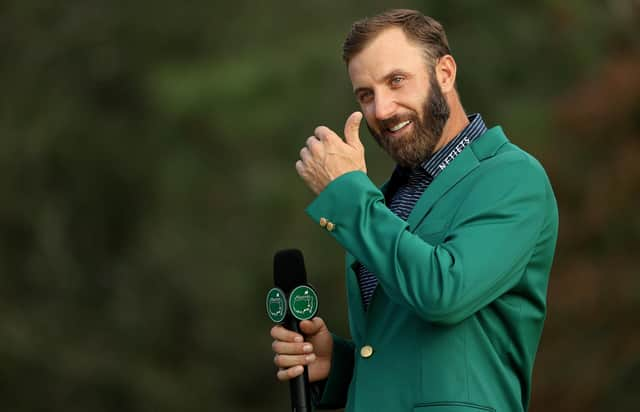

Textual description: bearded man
[270,9,558,412]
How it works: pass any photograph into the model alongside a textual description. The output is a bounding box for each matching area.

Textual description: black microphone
[272,249,315,412]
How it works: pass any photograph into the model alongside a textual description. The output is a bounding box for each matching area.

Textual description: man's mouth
[387,120,412,134]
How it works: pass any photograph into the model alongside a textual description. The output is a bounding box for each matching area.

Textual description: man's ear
[435,55,457,93]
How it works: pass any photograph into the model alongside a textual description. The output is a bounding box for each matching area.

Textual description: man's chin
[387,141,438,169]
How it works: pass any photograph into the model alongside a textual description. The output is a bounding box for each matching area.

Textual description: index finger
[270,325,304,343]
[314,126,339,142]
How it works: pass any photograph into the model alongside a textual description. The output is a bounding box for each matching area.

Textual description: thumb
[299,317,326,336]
[344,111,363,147]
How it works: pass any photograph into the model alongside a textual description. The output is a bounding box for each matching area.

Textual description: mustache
[379,113,418,130]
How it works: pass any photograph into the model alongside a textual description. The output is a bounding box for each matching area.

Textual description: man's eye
[358,92,373,103]
[391,76,404,85]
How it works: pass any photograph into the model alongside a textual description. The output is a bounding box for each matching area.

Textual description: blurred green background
[1,0,639,411]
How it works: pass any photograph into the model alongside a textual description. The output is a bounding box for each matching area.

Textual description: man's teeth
[389,120,411,132]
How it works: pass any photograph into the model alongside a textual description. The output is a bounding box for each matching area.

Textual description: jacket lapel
[345,253,365,342]
[406,147,479,230]
[406,126,508,230]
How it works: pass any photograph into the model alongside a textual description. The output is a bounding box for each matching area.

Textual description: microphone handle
[286,316,311,412]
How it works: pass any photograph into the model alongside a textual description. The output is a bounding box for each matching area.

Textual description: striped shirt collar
[394,113,487,179]
[422,113,487,178]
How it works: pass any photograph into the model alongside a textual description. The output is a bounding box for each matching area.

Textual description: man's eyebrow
[353,86,371,96]
[381,69,410,82]
[352,69,411,95]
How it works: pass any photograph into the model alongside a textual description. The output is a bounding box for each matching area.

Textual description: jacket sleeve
[306,154,555,325]
[313,334,354,409]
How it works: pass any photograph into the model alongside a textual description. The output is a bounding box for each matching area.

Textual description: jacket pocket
[413,401,495,412]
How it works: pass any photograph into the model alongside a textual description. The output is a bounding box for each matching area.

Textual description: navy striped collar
[394,113,487,179]
[422,113,487,177]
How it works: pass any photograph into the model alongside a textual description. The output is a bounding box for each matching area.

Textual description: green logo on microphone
[266,288,287,323]
[288,285,318,321]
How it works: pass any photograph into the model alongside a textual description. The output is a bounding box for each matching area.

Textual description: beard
[367,76,450,169]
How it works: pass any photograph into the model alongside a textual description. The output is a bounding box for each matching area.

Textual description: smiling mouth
[386,120,412,134]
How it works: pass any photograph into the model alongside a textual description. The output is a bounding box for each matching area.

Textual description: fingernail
[303,344,312,353]
[306,354,316,362]
[294,336,303,343]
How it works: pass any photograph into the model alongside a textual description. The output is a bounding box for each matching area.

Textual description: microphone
[268,249,318,412]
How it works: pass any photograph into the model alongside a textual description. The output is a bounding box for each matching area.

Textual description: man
[271,9,558,412]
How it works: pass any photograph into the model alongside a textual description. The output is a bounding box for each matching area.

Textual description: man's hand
[296,112,367,194]
[271,317,333,382]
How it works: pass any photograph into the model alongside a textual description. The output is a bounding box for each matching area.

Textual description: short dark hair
[342,9,451,67]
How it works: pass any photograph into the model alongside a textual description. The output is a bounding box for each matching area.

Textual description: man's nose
[374,92,397,121]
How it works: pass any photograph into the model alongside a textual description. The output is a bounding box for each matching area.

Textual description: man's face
[348,27,450,168]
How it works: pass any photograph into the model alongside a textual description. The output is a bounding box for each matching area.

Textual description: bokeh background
[1,1,639,411]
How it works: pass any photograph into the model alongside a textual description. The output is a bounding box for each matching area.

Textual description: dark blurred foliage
[0,0,638,411]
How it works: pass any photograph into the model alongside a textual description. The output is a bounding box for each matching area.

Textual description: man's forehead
[347,28,427,86]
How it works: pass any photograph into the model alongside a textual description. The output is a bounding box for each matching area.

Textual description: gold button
[360,345,373,358]
[319,217,327,228]
[326,222,335,232]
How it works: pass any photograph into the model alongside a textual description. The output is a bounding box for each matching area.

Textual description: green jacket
[305,127,559,412]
